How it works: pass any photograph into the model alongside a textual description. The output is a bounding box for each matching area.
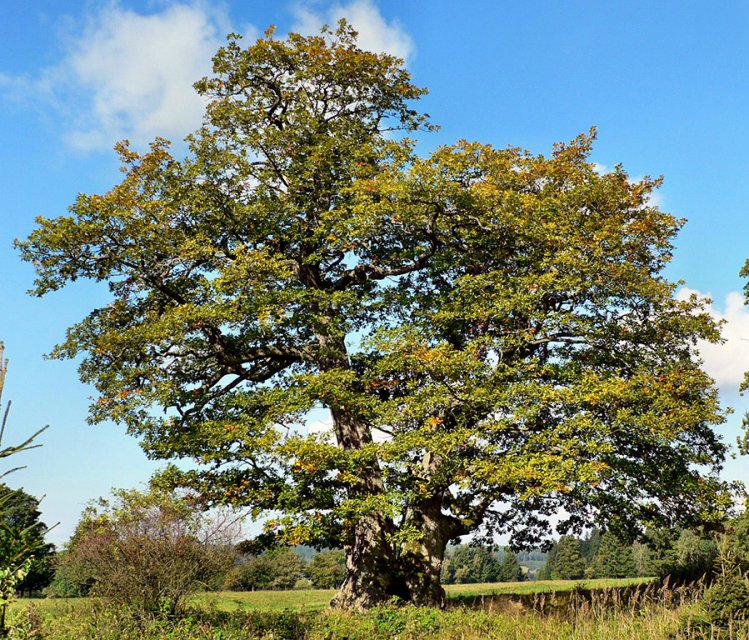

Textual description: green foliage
[0,486,54,595]
[687,522,749,632]
[551,536,585,580]
[702,570,749,627]
[537,541,558,581]
[497,550,524,582]
[18,22,736,605]
[640,527,717,582]
[223,548,306,591]
[0,344,49,636]
[673,529,717,579]
[440,545,501,584]
[579,528,601,564]
[723,508,749,572]
[308,549,346,588]
[594,531,637,579]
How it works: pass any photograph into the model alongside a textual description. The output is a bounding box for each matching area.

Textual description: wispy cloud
[0,1,413,153]
[62,3,237,151]
[677,287,749,396]
[1,3,247,152]
[291,0,414,61]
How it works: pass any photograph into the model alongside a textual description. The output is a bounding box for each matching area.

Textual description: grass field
[201,577,654,611]
[444,577,652,598]
[17,577,654,614]
[11,578,722,640]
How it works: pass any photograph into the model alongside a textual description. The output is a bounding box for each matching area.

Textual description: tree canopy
[18,22,736,609]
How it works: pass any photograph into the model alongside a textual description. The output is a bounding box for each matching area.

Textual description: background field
[16,577,654,614]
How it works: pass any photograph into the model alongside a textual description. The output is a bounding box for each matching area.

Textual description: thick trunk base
[330,513,398,611]
[331,514,451,609]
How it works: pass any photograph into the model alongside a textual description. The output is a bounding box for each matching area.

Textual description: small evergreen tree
[594,531,637,578]
[552,536,585,580]
[497,549,523,582]
[537,541,558,581]
[440,545,501,584]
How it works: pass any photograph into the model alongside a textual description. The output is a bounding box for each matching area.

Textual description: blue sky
[2,0,749,545]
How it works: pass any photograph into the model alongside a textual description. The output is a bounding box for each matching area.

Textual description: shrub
[56,487,235,616]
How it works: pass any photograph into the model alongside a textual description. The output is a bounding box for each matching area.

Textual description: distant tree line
[441,545,527,584]
[19,507,749,603]
[537,526,735,582]
[222,547,346,591]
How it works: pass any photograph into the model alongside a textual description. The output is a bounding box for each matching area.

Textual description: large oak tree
[19,24,735,609]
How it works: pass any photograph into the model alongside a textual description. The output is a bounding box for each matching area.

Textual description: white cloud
[1,1,414,152]
[1,3,257,152]
[63,3,243,151]
[677,287,749,395]
[292,0,414,61]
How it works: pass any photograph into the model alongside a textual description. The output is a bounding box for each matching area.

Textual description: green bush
[703,571,749,627]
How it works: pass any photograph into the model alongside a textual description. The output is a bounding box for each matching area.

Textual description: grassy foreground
[10,601,697,640]
[10,578,732,640]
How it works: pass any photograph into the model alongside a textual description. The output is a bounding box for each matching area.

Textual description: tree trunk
[397,494,465,608]
[327,403,400,610]
[330,512,400,610]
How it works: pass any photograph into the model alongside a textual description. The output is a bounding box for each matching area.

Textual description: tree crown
[17,23,735,552]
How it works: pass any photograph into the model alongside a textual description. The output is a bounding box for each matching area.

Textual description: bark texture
[397,495,466,607]
[330,513,399,610]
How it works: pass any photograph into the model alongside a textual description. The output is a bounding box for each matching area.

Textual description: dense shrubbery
[50,488,234,616]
